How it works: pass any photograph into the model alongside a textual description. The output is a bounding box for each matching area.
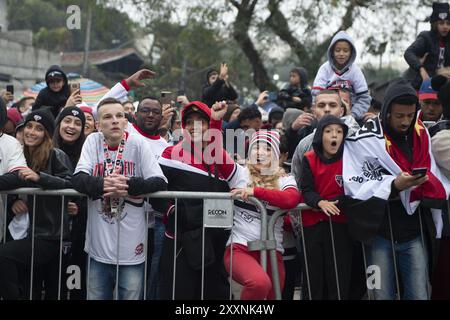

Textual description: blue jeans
[147,217,165,299]
[365,236,429,300]
[87,258,144,300]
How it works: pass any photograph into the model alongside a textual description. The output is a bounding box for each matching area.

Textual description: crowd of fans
[1,1,450,301]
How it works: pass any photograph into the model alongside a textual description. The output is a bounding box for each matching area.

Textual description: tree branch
[232,0,276,91]
[312,0,360,66]
[265,0,308,63]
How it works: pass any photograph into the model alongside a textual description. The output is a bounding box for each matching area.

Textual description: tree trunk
[231,0,276,91]
[266,0,359,77]
[82,3,93,77]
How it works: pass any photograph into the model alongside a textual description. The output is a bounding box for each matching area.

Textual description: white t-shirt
[127,123,169,227]
[75,132,167,265]
[227,167,298,253]
[0,134,27,241]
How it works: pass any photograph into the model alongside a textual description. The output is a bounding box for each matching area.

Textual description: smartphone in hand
[6,85,14,95]
[411,167,428,178]
[161,91,172,106]
[70,82,80,95]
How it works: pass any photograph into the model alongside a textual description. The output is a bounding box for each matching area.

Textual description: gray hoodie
[312,31,371,121]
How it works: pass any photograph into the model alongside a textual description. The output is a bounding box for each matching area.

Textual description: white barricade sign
[203,199,233,228]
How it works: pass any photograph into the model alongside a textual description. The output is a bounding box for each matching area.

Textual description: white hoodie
[313,31,370,121]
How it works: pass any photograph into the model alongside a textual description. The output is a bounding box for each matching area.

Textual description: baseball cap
[419,78,438,101]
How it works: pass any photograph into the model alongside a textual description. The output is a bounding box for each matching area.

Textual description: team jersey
[227,167,298,253]
[75,132,167,265]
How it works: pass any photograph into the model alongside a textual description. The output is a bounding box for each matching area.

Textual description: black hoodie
[32,65,70,118]
[380,79,420,163]
[301,115,348,211]
[201,68,238,107]
[311,115,348,164]
[279,67,312,110]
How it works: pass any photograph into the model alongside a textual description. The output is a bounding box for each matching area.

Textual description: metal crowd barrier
[266,201,436,301]
[0,188,440,300]
[0,188,268,301]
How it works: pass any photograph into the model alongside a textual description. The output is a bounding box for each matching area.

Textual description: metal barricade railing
[0,188,440,300]
[0,188,269,301]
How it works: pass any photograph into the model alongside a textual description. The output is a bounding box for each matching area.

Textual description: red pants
[224,243,285,300]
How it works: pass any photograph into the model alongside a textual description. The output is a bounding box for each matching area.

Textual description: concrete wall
[0,0,8,32]
[0,36,61,92]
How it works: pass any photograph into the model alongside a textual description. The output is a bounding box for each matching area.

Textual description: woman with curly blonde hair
[226,130,301,300]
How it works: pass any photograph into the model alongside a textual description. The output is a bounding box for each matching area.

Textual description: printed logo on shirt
[93,161,136,177]
[327,79,353,91]
[135,243,144,256]
[362,160,385,181]
[239,210,256,223]
[98,199,128,224]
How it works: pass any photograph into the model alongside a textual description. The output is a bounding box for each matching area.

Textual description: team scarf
[102,132,127,217]
[343,116,450,237]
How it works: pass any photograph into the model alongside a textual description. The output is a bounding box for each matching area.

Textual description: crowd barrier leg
[29,195,36,300]
[57,196,65,300]
[2,196,6,244]
[172,198,178,300]
[361,243,373,300]
[142,197,149,300]
[114,207,121,300]
[228,234,234,300]
[387,207,401,300]
[201,225,206,300]
[328,217,341,300]
[143,197,149,300]
[418,207,430,300]
[267,209,286,300]
[297,209,312,300]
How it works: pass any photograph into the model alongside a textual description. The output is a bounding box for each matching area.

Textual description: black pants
[301,221,353,300]
[159,234,229,300]
[282,247,301,300]
[0,238,60,299]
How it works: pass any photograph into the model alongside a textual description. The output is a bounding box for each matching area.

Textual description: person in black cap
[32,65,72,118]
[201,63,238,107]
[0,108,73,300]
[404,2,450,89]
[52,106,87,300]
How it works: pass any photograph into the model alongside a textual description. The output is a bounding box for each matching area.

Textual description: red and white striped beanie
[248,130,280,159]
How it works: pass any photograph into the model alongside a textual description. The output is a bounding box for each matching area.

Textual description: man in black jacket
[278,67,312,110]
[404,2,450,89]
[201,63,238,107]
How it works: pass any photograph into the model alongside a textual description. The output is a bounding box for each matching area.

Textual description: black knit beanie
[56,106,86,129]
[24,109,55,136]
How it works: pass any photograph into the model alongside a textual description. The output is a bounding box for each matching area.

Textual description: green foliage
[7,0,136,52]
[132,19,254,103]
[7,0,66,32]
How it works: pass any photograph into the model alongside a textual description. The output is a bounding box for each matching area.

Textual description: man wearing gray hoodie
[312,31,371,121]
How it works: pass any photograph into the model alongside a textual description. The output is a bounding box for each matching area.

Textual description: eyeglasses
[138,107,161,115]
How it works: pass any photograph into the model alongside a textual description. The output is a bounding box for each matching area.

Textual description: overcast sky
[117,1,433,71]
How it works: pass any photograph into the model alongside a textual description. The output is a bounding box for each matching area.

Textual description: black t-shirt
[378,199,421,243]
